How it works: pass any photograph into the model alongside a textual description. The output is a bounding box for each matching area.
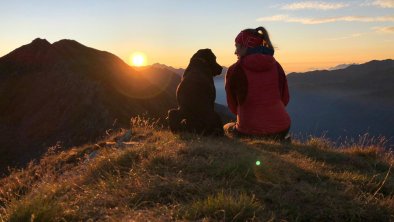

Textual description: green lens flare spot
[256,161,261,166]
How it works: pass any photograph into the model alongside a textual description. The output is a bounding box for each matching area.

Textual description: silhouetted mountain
[0,38,181,173]
[328,63,356,71]
[151,63,185,75]
[287,59,394,146]
[150,63,228,77]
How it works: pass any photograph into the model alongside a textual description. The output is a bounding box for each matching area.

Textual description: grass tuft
[181,191,263,221]
[7,185,66,222]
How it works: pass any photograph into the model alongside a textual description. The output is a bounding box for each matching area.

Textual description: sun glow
[130,52,147,67]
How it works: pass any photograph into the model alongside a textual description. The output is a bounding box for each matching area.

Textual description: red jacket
[225,54,290,135]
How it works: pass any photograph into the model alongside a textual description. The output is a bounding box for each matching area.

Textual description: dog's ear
[192,49,214,61]
[203,49,222,76]
[192,49,223,76]
[203,49,216,62]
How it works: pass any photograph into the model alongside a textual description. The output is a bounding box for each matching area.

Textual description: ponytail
[254,27,274,50]
[236,26,275,53]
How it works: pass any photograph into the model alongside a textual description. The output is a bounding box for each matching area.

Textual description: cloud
[257,15,394,24]
[363,0,394,8]
[325,33,366,41]
[281,1,349,10]
[256,14,289,22]
[325,27,394,41]
[373,26,394,33]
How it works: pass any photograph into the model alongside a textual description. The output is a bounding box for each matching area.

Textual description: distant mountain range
[328,63,356,71]
[286,59,394,145]
[149,63,228,77]
[150,62,355,78]
[149,63,185,75]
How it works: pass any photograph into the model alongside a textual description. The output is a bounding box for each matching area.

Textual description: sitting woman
[224,26,291,141]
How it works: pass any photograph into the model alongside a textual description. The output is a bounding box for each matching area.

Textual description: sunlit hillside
[1,118,393,221]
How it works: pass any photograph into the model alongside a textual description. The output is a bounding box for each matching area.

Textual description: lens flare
[256,161,261,166]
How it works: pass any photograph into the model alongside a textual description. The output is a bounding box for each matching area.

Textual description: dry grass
[0,118,393,221]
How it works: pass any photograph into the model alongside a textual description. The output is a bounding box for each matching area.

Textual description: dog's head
[191,49,223,76]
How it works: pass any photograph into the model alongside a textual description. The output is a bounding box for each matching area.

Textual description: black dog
[168,49,224,136]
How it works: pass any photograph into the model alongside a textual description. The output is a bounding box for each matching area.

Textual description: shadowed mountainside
[0,38,181,172]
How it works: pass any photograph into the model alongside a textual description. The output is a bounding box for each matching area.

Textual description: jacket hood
[241,54,275,72]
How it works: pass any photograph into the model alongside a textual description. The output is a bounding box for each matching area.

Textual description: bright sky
[0,0,393,72]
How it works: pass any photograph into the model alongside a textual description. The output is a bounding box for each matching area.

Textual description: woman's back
[233,54,290,135]
[225,26,291,138]
[241,54,280,105]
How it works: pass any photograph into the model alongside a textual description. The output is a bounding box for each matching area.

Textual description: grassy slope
[0,121,393,221]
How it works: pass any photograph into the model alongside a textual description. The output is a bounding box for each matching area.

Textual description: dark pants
[224,122,290,142]
[168,108,224,136]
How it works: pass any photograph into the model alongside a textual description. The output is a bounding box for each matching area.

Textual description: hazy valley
[157,60,394,147]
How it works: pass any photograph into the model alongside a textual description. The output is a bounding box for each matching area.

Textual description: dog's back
[168,49,224,136]
[177,66,216,114]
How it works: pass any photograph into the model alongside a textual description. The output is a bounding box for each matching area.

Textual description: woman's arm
[225,62,248,114]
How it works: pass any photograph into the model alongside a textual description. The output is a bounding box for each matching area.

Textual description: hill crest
[0,123,393,221]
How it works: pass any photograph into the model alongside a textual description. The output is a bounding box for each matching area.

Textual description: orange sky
[0,0,393,73]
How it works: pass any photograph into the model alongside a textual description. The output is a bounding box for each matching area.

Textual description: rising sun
[130,52,147,67]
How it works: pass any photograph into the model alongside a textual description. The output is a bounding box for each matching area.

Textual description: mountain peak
[53,39,83,46]
[28,38,85,48]
[0,38,52,64]
[31,38,51,47]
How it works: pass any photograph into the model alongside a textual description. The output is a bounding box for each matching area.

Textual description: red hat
[235,30,263,48]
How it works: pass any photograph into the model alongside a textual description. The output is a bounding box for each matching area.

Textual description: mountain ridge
[286,59,394,145]
[288,59,393,76]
